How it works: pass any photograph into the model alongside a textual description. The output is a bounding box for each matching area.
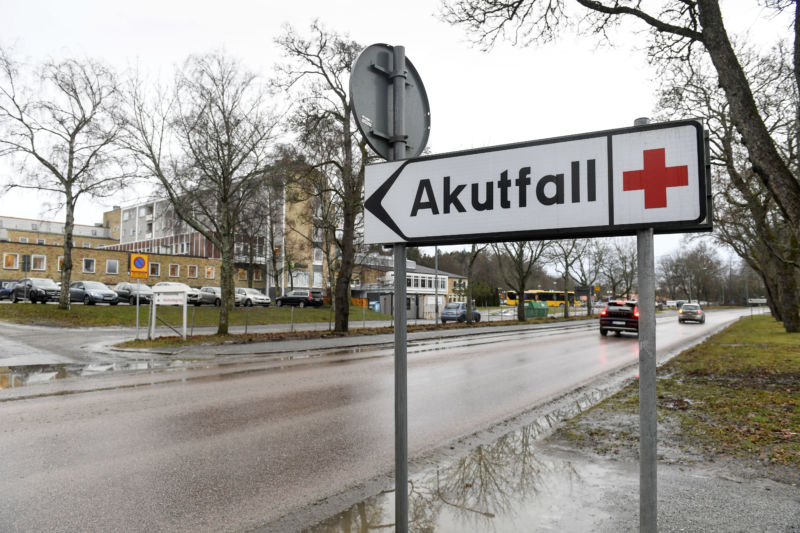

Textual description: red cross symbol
[623,148,688,209]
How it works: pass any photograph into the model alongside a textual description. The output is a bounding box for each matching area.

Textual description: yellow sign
[130,253,149,279]
[594,286,601,292]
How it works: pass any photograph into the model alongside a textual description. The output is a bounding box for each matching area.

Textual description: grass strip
[555,315,799,469]
[0,303,389,328]
[116,314,589,348]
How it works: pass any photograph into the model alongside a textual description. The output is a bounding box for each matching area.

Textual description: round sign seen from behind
[350,43,430,161]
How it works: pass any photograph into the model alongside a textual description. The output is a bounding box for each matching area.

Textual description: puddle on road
[0,357,229,389]
[304,391,615,533]
[0,360,184,389]
[0,345,389,390]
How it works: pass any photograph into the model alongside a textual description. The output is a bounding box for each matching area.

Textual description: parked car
[441,301,481,323]
[0,280,16,300]
[198,286,222,306]
[69,281,119,305]
[599,300,639,336]
[114,282,154,305]
[198,286,244,306]
[236,287,270,307]
[152,282,201,305]
[275,289,324,308]
[10,278,60,303]
[678,303,705,324]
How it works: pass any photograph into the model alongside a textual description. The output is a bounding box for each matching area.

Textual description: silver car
[198,286,244,306]
[678,303,705,324]
[236,287,270,307]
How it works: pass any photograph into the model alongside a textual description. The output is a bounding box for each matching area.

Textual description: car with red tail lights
[678,303,705,324]
[599,300,639,336]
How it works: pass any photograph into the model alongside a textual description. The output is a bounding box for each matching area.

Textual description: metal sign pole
[637,227,657,532]
[135,279,141,340]
[390,44,409,533]
[393,243,408,531]
[182,293,187,340]
[434,246,439,327]
[149,297,156,340]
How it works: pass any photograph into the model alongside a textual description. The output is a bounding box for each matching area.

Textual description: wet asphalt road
[0,309,752,532]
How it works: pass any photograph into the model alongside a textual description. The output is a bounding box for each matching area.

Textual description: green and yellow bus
[499,289,577,307]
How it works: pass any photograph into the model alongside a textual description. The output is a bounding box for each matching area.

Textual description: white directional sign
[364,120,709,245]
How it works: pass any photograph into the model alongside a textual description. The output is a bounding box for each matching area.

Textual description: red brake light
[634,306,639,318]
[600,306,608,316]
[697,310,701,315]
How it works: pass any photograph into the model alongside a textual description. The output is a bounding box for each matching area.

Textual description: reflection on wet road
[0,309,751,532]
[308,423,591,533]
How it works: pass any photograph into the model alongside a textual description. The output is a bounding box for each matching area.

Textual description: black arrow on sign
[364,161,411,241]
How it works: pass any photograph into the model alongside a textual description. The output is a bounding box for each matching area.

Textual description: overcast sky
[0,1,790,258]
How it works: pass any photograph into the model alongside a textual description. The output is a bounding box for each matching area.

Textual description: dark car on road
[599,300,639,336]
[275,289,323,308]
[10,278,60,303]
[678,303,705,324]
[441,301,481,323]
[69,281,119,305]
[114,282,154,305]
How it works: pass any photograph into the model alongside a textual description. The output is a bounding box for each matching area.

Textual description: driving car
[69,281,119,305]
[275,289,323,308]
[599,300,639,336]
[10,278,60,303]
[198,286,244,306]
[236,287,270,307]
[114,282,154,304]
[678,303,705,324]
[152,281,201,305]
[440,301,481,323]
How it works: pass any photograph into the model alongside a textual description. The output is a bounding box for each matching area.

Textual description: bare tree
[570,238,607,315]
[124,53,277,334]
[546,238,586,317]
[656,41,800,331]
[274,22,369,333]
[235,188,271,289]
[494,240,551,321]
[0,50,128,309]
[657,253,682,300]
[600,237,637,298]
[442,0,800,244]
[280,149,342,310]
[465,243,489,323]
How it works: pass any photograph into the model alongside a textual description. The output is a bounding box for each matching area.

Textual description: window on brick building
[106,259,119,274]
[187,265,198,278]
[83,258,96,273]
[169,264,179,277]
[31,255,46,271]
[3,253,19,269]
[205,265,215,279]
[150,262,160,277]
